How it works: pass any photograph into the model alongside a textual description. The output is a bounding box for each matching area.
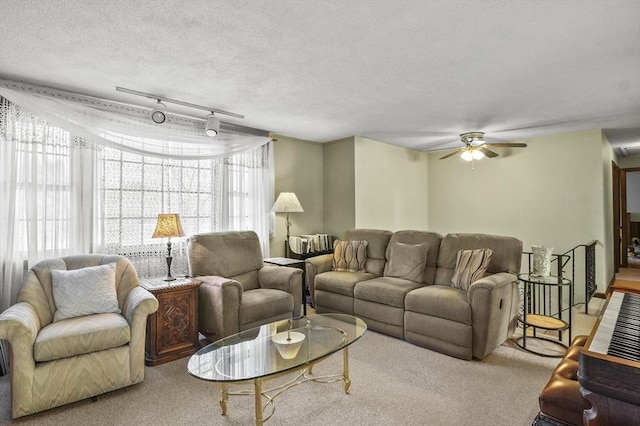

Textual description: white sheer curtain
[216,143,274,255]
[0,95,274,312]
[0,98,99,311]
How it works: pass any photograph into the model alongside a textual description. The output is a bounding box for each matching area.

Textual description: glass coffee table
[187,314,367,425]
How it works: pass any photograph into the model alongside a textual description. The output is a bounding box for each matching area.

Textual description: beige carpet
[0,309,598,426]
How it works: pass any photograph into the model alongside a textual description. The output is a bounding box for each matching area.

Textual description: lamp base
[163,255,175,281]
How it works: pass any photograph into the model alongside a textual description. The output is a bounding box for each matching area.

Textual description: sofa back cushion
[434,233,523,286]
[384,230,443,284]
[188,231,264,291]
[343,229,393,276]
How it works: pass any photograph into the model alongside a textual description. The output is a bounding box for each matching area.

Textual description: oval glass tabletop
[187,314,367,382]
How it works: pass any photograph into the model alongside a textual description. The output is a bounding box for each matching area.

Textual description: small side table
[263,257,307,316]
[515,273,573,357]
[139,277,201,366]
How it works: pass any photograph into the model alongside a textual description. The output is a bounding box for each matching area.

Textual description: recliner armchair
[187,231,303,341]
[0,254,158,418]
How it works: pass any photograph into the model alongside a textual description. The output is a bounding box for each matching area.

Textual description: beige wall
[273,129,618,293]
[270,136,324,257]
[320,136,430,239]
[354,136,429,230]
[323,137,356,238]
[428,129,610,293]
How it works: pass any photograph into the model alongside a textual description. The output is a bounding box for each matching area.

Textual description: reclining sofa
[306,229,522,360]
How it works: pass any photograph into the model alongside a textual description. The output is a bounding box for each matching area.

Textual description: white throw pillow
[51,262,121,322]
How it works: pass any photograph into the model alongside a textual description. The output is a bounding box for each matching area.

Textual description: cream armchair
[188,231,302,341]
[0,255,158,418]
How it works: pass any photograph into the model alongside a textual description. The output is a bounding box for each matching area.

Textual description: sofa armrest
[467,272,518,359]
[122,286,159,383]
[0,302,40,386]
[123,286,159,323]
[259,266,303,317]
[305,253,334,306]
[197,276,243,341]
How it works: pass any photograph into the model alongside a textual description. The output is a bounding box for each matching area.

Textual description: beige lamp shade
[152,213,186,239]
[271,192,304,213]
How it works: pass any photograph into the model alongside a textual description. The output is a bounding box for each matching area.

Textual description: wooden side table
[139,277,201,366]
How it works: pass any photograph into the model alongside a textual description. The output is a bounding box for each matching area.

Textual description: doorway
[626,169,640,268]
[614,165,640,271]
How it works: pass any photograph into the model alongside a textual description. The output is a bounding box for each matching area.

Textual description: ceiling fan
[439,132,527,161]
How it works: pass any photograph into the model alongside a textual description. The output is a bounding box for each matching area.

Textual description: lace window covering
[1,97,274,310]
[99,143,273,278]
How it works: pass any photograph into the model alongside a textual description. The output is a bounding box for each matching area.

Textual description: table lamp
[152,213,185,281]
[271,192,304,257]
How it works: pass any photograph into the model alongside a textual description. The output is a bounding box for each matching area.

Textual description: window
[100,144,272,278]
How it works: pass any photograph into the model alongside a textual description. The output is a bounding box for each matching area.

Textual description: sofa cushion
[354,276,424,308]
[315,271,376,297]
[384,230,442,285]
[34,312,130,362]
[385,242,428,283]
[405,285,472,325]
[239,288,293,326]
[51,262,121,322]
[343,229,392,275]
[434,233,523,286]
[451,248,493,290]
[332,240,368,272]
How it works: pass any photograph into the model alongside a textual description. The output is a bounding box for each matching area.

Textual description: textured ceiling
[1,0,639,154]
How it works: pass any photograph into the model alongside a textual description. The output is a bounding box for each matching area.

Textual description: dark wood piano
[578,289,640,425]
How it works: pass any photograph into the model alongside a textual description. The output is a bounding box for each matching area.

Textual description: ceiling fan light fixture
[151,100,167,124]
[205,113,220,137]
[460,148,485,161]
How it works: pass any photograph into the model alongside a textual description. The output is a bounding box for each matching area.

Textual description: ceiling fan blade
[439,149,463,160]
[478,147,499,158]
[486,142,528,148]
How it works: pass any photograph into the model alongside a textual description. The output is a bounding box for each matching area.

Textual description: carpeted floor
[0,308,598,426]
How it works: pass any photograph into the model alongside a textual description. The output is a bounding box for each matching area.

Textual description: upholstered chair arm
[122,286,159,383]
[0,302,40,415]
[305,253,333,307]
[122,286,159,322]
[197,276,243,341]
[467,272,518,359]
[259,265,303,317]
[0,301,40,357]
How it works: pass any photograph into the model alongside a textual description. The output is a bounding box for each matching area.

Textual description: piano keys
[578,289,640,425]
[587,291,640,362]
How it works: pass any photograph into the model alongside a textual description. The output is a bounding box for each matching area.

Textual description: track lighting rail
[115,86,244,119]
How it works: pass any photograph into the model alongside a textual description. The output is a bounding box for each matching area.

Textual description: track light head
[205,113,220,137]
[151,100,167,124]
